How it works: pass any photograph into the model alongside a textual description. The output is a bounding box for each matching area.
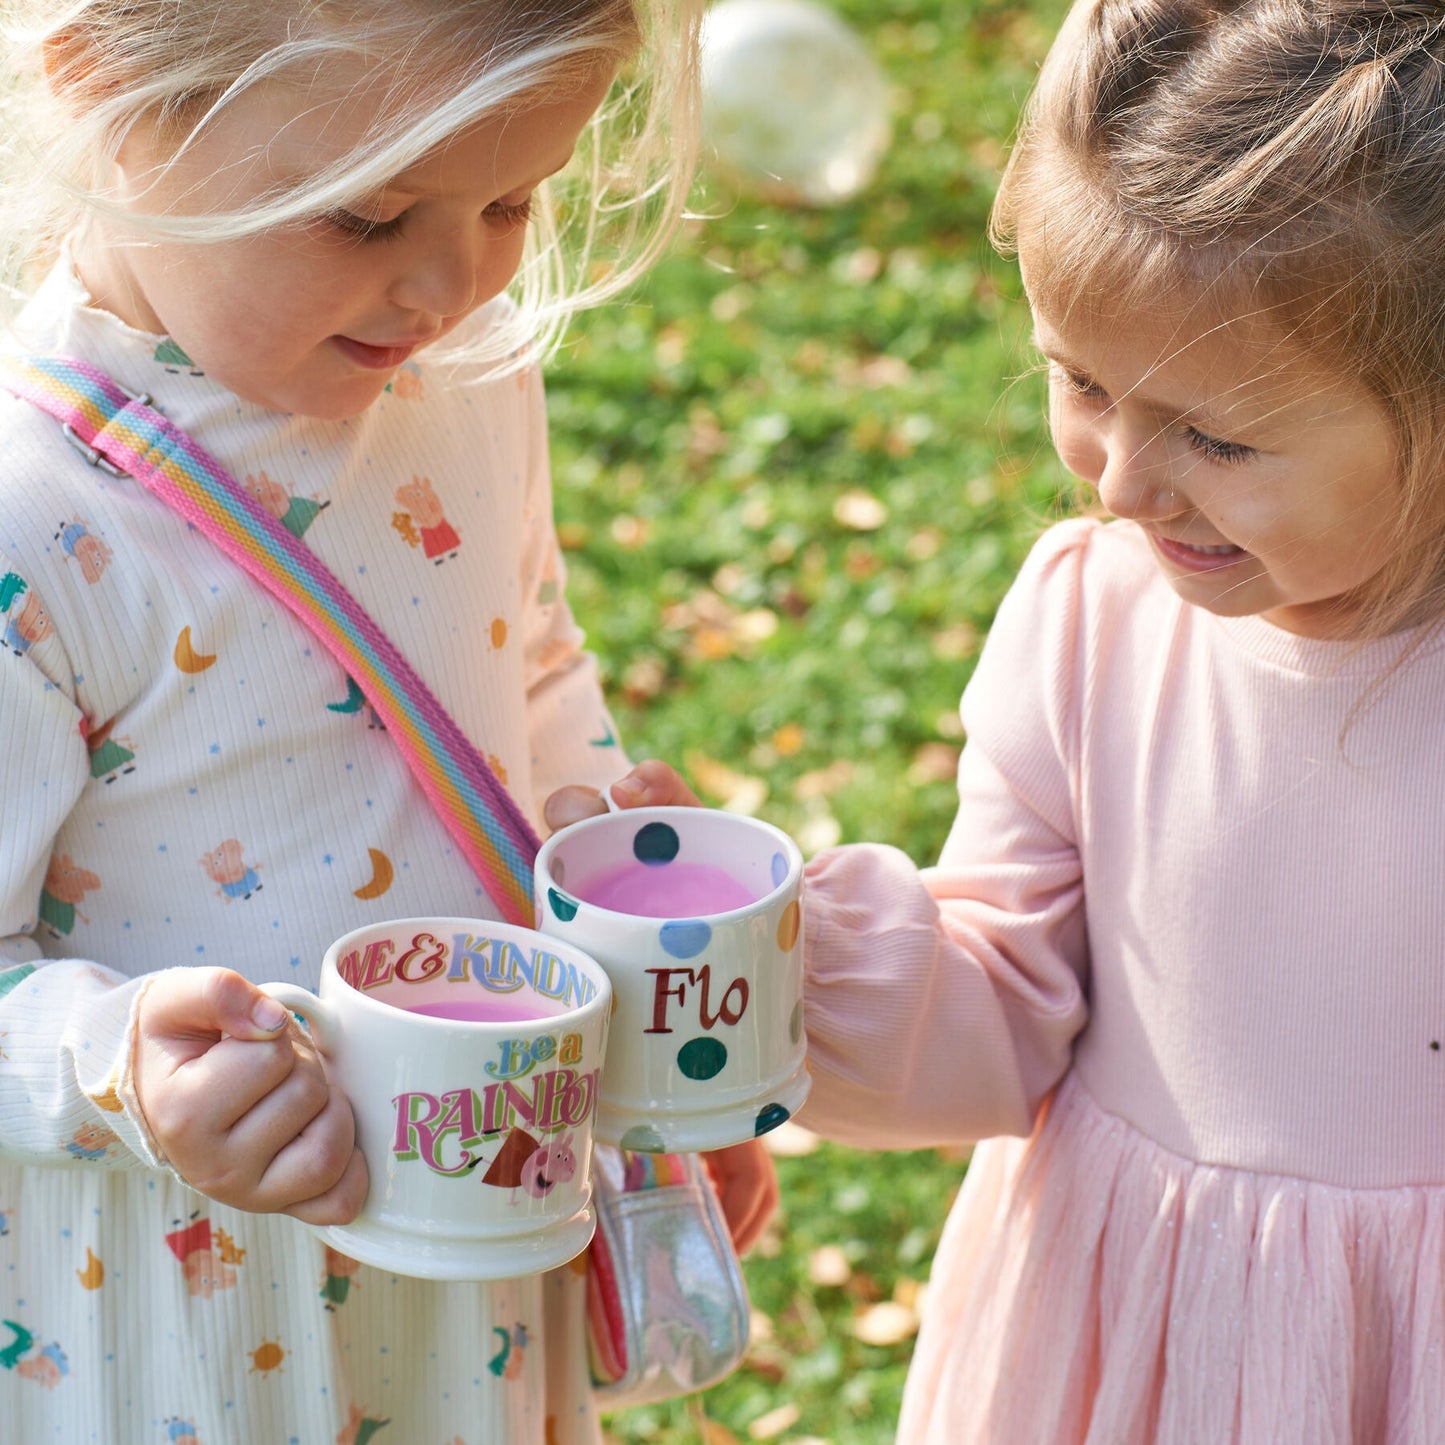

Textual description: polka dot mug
[534,806,809,1153]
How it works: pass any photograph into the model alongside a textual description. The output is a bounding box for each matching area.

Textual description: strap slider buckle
[60,382,155,478]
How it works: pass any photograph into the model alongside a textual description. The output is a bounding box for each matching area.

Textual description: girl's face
[1030,286,1402,637]
[74,63,616,420]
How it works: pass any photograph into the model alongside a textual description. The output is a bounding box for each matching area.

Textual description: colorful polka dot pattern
[543,817,800,1147]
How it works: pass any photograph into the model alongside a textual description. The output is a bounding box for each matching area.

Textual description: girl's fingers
[252,1087,364,1217]
[542,784,609,833]
[281,1145,370,1227]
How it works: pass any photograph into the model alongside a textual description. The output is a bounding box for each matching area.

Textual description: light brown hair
[993,0,1445,635]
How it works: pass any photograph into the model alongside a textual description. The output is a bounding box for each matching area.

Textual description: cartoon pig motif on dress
[4,587,52,657]
[392,475,460,564]
[38,854,100,938]
[85,718,138,783]
[242,471,330,540]
[165,1216,240,1299]
[55,518,113,584]
[199,839,263,902]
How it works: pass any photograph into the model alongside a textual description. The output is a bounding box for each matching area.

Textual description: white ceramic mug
[262,916,612,1281]
[534,806,808,1153]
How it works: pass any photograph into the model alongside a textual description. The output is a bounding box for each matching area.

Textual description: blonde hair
[993,0,1445,636]
[0,0,702,363]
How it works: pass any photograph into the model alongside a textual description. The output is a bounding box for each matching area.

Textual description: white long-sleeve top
[0,257,625,1443]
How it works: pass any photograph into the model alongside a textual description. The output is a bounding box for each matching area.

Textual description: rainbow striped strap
[0,354,541,926]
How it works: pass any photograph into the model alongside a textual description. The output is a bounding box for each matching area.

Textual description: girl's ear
[41,27,113,108]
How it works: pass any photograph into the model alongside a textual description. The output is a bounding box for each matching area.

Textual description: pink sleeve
[796,521,1093,1149]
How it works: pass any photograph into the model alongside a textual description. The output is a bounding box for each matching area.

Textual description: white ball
[700,0,892,207]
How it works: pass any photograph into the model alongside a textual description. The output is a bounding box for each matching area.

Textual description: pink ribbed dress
[798,518,1445,1444]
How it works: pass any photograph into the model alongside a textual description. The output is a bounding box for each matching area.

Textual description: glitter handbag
[586,1147,751,1405]
[0,353,753,1407]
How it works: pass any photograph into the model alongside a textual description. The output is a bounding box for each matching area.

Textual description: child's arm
[795,524,1094,1150]
[0,575,364,1221]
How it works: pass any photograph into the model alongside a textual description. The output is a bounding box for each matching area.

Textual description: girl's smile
[1029,290,1403,638]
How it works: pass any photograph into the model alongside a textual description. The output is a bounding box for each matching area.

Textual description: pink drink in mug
[571,858,759,918]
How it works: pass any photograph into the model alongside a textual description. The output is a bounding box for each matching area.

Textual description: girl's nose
[390,232,481,319]
[1094,431,1175,522]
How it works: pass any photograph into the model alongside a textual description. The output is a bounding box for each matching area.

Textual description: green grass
[546,1,1070,1439]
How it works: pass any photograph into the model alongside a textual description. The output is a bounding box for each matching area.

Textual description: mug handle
[258,981,338,1050]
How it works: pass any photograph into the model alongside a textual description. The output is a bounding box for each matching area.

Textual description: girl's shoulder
[1008,515,1165,624]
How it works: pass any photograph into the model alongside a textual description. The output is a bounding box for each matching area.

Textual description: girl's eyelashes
[321,195,533,242]
[1052,362,1107,400]
[485,196,534,227]
[1183,427,1255,465]
[324,208,407,243]
[1051,363,1257,465]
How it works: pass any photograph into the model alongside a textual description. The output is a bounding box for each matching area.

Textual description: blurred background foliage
[545,0,1069,1439]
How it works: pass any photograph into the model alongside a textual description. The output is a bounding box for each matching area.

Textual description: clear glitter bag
[586,1145,751,1406]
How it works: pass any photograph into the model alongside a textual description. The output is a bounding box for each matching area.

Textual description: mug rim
[319,914,613,1030]
[534,805,803,925]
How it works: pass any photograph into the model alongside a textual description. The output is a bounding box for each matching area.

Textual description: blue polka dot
[659,919,711,958]
[771,851,788,888]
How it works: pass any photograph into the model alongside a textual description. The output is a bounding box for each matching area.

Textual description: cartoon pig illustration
[38,855,100,938]
[165,1217,239,1299]
[393,475,460,564]
[199,839,263,902]
[55,518,113,585]
[243,471,329,540]
[475,1128,578,1202]
[4,590,52,657]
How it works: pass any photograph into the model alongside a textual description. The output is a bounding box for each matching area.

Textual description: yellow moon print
[353,847,394,900]
[88,1081,124,1114]
[173,626,217,674]
[76,1247,104,1290]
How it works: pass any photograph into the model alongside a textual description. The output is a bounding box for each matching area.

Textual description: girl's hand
[702,1138,779,1256]
[134,968,368,1224]
[543,758,702,833]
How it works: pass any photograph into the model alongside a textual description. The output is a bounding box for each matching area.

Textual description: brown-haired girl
[558,1,1445,1437]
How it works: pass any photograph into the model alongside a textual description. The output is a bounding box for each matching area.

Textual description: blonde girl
[553,0,1445,1438]
[0,1,775,1441]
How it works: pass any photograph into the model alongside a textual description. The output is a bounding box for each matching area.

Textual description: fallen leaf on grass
[748,1402,802,1440]
[834,489,889,531]
[807,1243,852,1287]
[685,752,768,813]
[698,1418,744,1445]
[851,1299,920,1346]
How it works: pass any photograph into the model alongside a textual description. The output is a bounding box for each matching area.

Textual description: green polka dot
[677,1036,728,1080]
[547,887,579,922]
[620,1123,667,1152]
[754,1103,790,1136]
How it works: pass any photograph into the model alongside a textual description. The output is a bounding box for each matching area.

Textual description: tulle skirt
[902,1074,1445,1444]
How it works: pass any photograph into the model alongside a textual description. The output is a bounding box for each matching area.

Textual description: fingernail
[252,997,288,1032]
[611,776,646,801]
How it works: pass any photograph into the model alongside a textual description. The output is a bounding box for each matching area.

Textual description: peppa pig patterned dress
[0,256,626,1444]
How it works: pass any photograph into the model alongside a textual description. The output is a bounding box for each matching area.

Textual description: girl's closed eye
[1182,425,1255,466]
[1051,362,1107,401]
[485,195,534,228]
[323,207,407,243]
